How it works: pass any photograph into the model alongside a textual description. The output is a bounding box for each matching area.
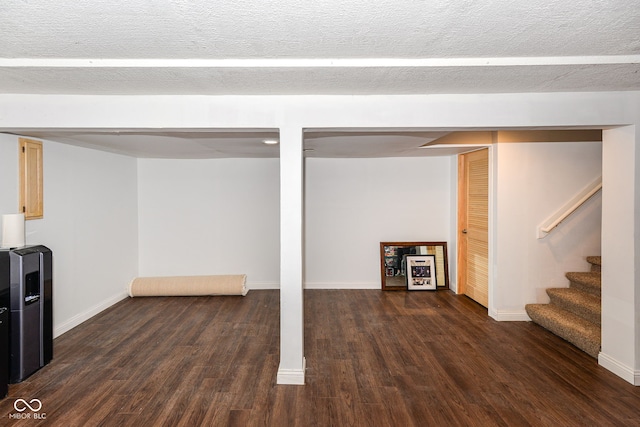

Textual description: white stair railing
[537,176,602,239]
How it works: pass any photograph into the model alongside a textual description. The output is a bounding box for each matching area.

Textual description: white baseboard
[598,352,640,386]
[276,357,306,385]
[247,281,280,290]
[54,291,129,338]
[493,309,531,321]
[247,282,381,290]
[304,282,379,290]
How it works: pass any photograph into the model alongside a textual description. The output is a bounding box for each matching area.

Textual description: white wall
[448,155,460,292]
[0,134,19,215]
[137,155,454,290]
[0,134,138,337]
[305,157,451,288]
[493,141,602,319]
[137,158,280,287]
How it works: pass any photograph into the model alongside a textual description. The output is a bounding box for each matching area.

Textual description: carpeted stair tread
[586,256,601,272]
[586,256,601,266]
[546,288,601,326]
[566,271,601,296]
[525,303,600,358]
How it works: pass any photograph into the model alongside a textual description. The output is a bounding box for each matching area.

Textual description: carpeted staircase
[525,256,601,358]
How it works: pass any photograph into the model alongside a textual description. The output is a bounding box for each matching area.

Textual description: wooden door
[458,148,489,307]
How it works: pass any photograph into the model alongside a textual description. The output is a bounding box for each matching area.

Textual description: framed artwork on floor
[379,241,449,290]
[405,254,437,290]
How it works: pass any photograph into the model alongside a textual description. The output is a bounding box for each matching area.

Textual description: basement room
[1,1,640,426]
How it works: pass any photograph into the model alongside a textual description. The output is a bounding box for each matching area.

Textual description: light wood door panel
[19,137,44,219]
[458,148,489,307]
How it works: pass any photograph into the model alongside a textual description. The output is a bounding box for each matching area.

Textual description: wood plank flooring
[1,290,640,426]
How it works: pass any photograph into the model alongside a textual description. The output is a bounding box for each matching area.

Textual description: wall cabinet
[19,138,44,219]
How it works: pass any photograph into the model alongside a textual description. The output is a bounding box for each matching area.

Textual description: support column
[277,126,305,385]
[600,125,640,385]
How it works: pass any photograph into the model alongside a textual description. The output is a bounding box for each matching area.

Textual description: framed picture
[405,254,437,290]
[380,242,448,290]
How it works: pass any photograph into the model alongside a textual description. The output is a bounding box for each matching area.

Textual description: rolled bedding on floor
[128,274,248,297]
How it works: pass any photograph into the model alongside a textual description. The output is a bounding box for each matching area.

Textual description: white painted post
[277,126,306,385]
[600,125,640,385]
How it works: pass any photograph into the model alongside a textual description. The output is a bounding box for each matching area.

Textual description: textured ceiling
[2,0,638,59]
[0,0,637,157]
[12,130,455,159]
[1,0,639,95]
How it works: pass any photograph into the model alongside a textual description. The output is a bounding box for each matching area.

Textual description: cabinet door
[19,138,44,219]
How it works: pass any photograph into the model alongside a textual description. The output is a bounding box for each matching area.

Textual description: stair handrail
[537,176,602,239]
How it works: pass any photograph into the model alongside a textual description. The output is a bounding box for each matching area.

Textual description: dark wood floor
[1,290,640,426]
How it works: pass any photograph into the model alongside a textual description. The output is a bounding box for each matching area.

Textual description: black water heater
[0,251,9,398]
[3,246,53,383]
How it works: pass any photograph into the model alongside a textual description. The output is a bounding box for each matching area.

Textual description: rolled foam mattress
[128,274,248,297]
